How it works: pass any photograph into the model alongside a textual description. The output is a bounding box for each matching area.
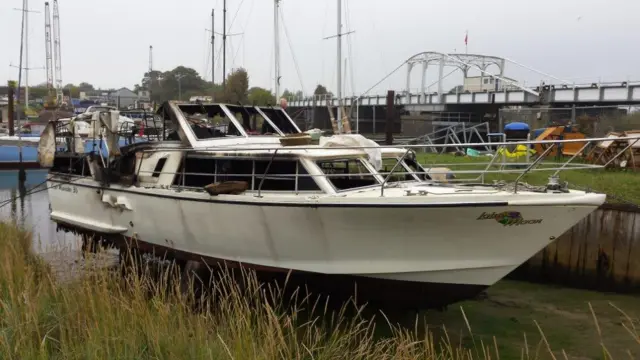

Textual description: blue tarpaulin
[504,122,530,132]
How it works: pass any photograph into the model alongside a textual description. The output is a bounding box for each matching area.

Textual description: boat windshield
[316,158,380,191]
[380,157,424,182]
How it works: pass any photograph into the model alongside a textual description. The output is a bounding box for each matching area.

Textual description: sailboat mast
[222,0,227,89]
[274,0,281,100]
[336,0,342,129]
[24,0,29,109]
[211,9,215,86]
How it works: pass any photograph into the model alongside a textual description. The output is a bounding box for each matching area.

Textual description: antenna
[52,0,63,104]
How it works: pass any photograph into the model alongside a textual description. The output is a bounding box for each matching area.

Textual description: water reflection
[0,170,79,253]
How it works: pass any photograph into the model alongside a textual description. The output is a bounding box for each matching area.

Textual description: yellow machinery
[532,125,586,157]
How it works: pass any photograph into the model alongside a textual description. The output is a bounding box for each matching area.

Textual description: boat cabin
[48,101,428,196]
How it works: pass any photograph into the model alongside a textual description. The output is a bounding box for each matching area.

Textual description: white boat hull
[47,177,603,295]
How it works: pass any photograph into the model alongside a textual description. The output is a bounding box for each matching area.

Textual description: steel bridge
[288,51,640,112]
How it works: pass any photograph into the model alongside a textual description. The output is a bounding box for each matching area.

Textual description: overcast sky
[1,0,639,96]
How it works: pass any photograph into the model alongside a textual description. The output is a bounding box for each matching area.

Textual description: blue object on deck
[504,122,530,132]
[0,138,148,164]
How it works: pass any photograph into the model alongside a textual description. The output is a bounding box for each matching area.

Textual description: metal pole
[222,0,227,89]
[25,0,29,110]
[211,9,216,86]
[274,0,280,99]
[16,1,26,186]
[336,0,342,130]
[356,98,359,134]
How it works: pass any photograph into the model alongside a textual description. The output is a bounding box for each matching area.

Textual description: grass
[1,223,639,359]
[414,152,640,204]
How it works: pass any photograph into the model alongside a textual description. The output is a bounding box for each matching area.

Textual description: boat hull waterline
[47,176,605,307]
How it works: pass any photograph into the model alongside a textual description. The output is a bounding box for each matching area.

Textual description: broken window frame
[168,102,249,148]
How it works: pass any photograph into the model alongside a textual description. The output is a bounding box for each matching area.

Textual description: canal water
[0,169,80,253]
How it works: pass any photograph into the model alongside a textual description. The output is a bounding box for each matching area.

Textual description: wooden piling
[385,90,394,145]
[7,81,15,136]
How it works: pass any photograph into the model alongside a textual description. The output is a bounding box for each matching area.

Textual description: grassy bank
[416,152,640,204]
[1,223,638,359]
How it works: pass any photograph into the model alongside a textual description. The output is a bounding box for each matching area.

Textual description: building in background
[79,88,150,109]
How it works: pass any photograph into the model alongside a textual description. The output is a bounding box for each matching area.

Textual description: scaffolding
[401,122,493,154]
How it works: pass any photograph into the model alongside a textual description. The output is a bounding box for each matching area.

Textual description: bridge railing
[287,79,640,107]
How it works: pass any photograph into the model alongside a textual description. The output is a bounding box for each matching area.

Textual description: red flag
[464,31,468,45]
[138,121,145,137]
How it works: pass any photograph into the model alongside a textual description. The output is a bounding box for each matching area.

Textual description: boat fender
[114,196,133,211]
[425,167,455,183]
[102,194,116,207]
[37,122,57,168]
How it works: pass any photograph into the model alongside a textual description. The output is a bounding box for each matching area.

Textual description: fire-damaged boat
[39,101,606,309]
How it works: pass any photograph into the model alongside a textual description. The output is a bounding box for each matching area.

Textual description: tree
[64,83,80,98]
[313,84,332,98]
[77,82,94,92]
[133,66,208,102]
[248,87,275,105]
[220,68,249,104]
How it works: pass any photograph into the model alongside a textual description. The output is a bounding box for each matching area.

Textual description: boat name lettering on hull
[52,184,78,194]
[477,211,542,226]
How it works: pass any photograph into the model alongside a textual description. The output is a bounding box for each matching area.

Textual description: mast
[24,0,29,109]
[336,0,342,129]
[274,0,281,100]
[17,0,27,180]
[222,0,227,89]
[211,9,215,86]
[52,0,62,105]
[44,2,54,105]
[149,45,153,73]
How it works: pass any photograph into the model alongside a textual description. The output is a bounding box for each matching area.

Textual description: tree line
[133,66,333,105]
[2,66,334,106]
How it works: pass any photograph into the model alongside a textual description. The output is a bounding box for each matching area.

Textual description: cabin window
[316,159,379,191]
[380,158,417,182]
[404,157,429,181]
[151,157,167,178]
[215,159,254,185]
[225,105,281,135]
[259,108,299,134]
[177,104,243,139]
[254,160,321,191]
[174,157,320,192]
[483,78,489,85]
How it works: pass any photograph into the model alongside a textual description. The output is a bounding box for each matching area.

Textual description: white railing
[125,136,640,197]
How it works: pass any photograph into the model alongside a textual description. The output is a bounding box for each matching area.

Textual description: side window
[174,157,216,187]
[217,159,254,185]
[174,158,321,192]
[380,158,413,182]
[254,160,320,191]
[297,162,320,191]
[175,158,253,188]
[316,159,378,191]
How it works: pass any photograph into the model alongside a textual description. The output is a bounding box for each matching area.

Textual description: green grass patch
[0,222,638,359]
